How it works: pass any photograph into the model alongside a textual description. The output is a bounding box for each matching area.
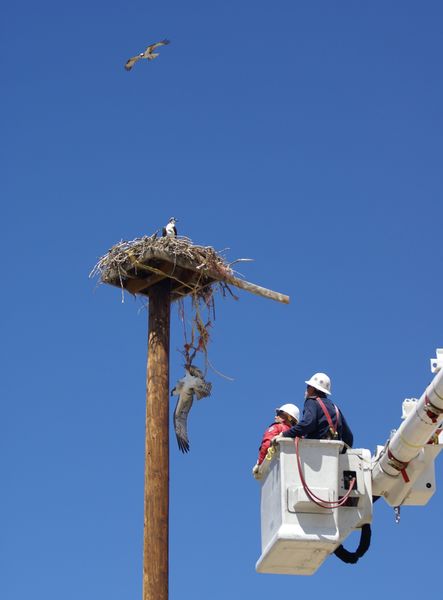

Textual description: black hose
[334,524,371,564]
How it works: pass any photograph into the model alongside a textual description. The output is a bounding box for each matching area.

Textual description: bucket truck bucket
[255,438,372,576]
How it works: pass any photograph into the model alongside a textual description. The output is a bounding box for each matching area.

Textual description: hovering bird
[124,39,170,71]
[171,366,212,453]
[162,217,178,237]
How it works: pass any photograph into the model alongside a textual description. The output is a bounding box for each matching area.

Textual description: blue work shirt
[282,395,354,447]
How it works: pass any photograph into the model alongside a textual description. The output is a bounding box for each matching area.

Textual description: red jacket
[257,422,290,464]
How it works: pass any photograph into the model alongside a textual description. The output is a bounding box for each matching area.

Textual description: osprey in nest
[124,39,170,71]
[162,217,178,237]
[171,366,212,453]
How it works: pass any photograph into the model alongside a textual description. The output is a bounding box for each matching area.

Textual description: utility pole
[143,280,171,600]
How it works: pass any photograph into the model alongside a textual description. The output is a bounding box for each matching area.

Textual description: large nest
[90,234,235,302]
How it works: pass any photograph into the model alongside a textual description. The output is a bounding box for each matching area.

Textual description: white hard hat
[276,403,300,422]
[305,372,332,395]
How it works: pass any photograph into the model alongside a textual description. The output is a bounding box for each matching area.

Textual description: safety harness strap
[316,397,340,439]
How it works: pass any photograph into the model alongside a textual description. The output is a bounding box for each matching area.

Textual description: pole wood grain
[143,280,171,600]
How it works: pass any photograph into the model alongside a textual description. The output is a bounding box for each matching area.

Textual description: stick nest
[90,234,235,301]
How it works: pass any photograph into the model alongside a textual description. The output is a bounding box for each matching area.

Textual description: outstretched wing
[173,387,194,453]
[124,55,141,71]
[145,38,170,53]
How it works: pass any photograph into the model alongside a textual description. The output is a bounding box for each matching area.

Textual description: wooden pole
[223,275,290,304]
[143,280,171,600]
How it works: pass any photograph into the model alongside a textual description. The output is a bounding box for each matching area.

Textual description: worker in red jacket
[252,403,300,478]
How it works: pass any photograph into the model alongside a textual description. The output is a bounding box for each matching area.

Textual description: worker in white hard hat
[252,403,300,478]
[279,372,353,447]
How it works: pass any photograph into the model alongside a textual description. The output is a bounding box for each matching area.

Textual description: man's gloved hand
[252,464,262,480]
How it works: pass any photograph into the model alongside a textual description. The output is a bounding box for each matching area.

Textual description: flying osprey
[171,366,212,453]
[124,39,170,71]
[162,217,178,237]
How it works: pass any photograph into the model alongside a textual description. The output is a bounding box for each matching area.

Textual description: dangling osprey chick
[171,366,212,453]
[162,217,178,237]
[124,39,170,71]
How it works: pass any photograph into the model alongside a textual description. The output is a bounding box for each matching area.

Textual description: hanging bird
[162,217,178,237]
[124,39,170,71]
[171,366,212,453]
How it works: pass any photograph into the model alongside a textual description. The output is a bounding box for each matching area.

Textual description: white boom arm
[372,350,443,505]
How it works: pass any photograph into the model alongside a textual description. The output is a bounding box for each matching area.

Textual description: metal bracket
[430,349,443,374]
[401,399,418,420]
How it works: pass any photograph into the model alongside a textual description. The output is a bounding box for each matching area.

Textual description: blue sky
[2,1,443,598]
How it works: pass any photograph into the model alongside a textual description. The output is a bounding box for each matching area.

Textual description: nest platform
[91,235,234,302]
[91,235,290,304]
